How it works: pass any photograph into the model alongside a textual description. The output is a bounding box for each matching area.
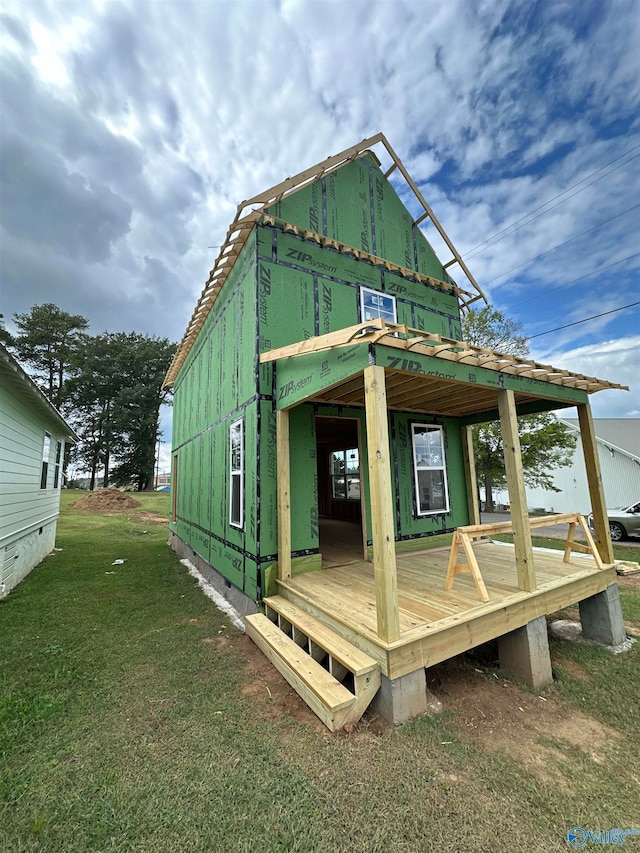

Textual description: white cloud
[536,336,640,418]
[0,0,637,422]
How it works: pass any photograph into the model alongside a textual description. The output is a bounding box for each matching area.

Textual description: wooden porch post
[276,408,292,581]
[577,402,614,565]
[461,425,480,526]
[497,390,536,592]
[364,365,400,643]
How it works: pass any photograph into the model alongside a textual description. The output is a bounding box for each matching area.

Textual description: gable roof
[163,133,487,388]
[0,345,79,442]
[562,418,640,460]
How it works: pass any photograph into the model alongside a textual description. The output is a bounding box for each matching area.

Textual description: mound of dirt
[73,488,141,514]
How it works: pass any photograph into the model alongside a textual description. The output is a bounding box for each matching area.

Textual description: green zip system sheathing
[171,230,262,601]
[265,154,456,285]
[169,155,482,602]
[169,150,603,605]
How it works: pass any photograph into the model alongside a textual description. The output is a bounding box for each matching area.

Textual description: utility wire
[510,251,640,308]
[461,143,640,259]
[527,300,640,339]
[483,203,640,285]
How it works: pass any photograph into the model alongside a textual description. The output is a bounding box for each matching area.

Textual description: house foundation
[498,615,553,689]
[578,584,626,646]
[370,668,442,726]
[168,531,258,619]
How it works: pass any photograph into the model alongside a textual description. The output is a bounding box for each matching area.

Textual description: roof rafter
[163,133,488,388]
[258,319,627,395]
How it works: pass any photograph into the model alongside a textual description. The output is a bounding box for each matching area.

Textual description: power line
[483,203,640,285]
[527,300,640,340]
[460,143,640,259]
[510,251,640,308]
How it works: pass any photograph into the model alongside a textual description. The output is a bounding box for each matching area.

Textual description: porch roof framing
[260,318,627,402]
[163,132,489,389]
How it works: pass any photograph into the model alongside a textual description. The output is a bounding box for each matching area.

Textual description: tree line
[2,302,575,506]
[461,307,576,511]
[2,304,175,491]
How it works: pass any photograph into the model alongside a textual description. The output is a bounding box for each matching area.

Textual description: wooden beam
[577,402,614,565]
[363,365,400,642]
[357,418,369,560]
[461,425,480,526]
[240,132,385,210]
[259,319,386,363]
[378,135,488,305]
[445,531,489,601]
[497,390,536,592]
[277,409,292,581]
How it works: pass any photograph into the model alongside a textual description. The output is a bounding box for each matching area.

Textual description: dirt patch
[617,573,640,592]
[553,657,591,681]
[235,634,323,730]
[73,488,141,513]
[210,634,386,737]
[427,657,619,786]
[215,633,619,767]
[138,512,168,525]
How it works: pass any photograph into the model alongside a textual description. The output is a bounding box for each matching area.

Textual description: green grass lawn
[1,492,638,852]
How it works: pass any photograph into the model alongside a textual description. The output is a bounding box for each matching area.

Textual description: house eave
[0,346,79,442]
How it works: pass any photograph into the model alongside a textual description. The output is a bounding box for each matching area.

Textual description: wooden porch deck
[277,542,616,679]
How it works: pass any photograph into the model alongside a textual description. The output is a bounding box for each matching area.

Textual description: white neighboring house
[514,418,639,515]
[0,346,78,598]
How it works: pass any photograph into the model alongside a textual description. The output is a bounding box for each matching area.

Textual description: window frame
[229,418,244,529]
[40,432,51,490]
[411,423,450,516]
[171,453,178,523]
[330,447,360,501]
[53,440,63,489]
[359,287,397,325]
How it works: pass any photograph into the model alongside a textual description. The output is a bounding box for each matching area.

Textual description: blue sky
[1,0,638,471]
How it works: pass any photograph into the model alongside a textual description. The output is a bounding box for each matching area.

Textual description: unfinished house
[164,134,628,730]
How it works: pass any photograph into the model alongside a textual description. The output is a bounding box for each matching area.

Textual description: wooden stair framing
[245,595,381,732]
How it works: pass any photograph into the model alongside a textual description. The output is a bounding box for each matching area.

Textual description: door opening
[315,416,367,567]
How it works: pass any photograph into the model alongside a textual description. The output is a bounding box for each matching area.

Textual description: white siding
[0,380,65,548]
[493,422,640,514]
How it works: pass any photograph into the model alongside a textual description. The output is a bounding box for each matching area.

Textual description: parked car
[589,501,640,541]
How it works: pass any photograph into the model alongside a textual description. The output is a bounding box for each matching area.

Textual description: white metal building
[521,418,639,515]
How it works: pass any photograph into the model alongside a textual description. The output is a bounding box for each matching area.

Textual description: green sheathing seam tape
[170,234,261,601]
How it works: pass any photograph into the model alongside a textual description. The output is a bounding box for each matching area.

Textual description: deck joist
[276,543,616,679]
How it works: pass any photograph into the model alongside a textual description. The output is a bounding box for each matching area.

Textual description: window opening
[360,287,397,325]
[411,424,449,515]
[331,448,360,500]
[53,441,62,489]
[40,432,51,489]
[230,419,244,528]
